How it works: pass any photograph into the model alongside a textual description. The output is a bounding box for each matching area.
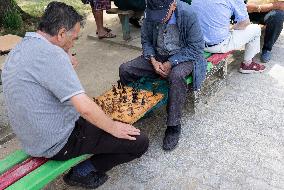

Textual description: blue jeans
[249,10,284,51]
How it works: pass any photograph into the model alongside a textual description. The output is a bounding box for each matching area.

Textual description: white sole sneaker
[239,68,265,74]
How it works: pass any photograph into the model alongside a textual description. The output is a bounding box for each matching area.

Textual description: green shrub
[3,9,23,30]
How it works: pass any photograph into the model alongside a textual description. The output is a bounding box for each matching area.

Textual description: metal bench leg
[118,14,131,41]
[192,90,201,113]
[218,61,228,79]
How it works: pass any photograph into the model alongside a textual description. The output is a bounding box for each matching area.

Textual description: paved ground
[0,14,284,190]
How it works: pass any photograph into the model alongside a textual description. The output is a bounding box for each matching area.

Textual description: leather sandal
[96,27,112,35]
[98,31,116,39]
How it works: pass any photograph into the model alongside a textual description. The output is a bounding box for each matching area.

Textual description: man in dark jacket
[119,0,207,151]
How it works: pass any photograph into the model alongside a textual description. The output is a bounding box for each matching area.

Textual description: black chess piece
[101,101,105,110]
[112,85,117,93]
[130,107,134,116]
[123,95,127,103]
[132,92,138,103]
[152,83,158,96]
[117,80,121,89]
[141,96,145,105]
[94,98,100,105]
[132,90,136,99]
[122,86,126,94]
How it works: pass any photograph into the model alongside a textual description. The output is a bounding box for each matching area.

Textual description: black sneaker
[129,17,141,28]
[63,169,108,189]
[162,125,181,151]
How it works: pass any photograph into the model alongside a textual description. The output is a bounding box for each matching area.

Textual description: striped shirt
[2,32,84,158]
[191,0,249,45]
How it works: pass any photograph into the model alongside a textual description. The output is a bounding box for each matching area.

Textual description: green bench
[0,150,90,190]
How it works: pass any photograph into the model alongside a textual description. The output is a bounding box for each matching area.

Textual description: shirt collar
[25,32,51,44]
[168,11,177,25]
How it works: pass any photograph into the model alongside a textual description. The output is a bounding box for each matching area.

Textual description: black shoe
[63,169,108,189]
[162,125,181,151]
[129,17,141,28]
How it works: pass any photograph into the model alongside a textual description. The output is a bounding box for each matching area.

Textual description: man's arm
[71,93,140,140]
[247,2,284,13]
[141,20,156,60]
[232,18,250,30]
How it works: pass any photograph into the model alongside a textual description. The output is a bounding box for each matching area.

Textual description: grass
[0,0,91,36]
[16,0,91,17]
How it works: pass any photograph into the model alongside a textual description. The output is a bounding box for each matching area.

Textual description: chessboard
[94,82,164,124]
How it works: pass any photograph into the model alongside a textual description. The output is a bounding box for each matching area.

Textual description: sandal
[98,31,116,39]
[96,27,112,35]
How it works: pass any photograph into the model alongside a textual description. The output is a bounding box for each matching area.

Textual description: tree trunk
[0,0,31,26]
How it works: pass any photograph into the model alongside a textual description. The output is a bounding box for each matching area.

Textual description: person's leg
[205,24,265,73]
[93,9,105,35]
[249,12,266,24]
[90,131,149,172]
[167,62,194,127]
[90,0,116,38]
[163,62,194,151]
[119,55,159,85]
[261,10,284,62]
[52,117,149,188]
[206,24,261,61]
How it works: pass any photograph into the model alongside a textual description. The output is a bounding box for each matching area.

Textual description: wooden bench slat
[207,51,233,65]
[6,155,90,190]
[0,150,29,174]
[0,157,48,189]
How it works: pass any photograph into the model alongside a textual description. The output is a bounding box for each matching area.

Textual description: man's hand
[110,121,141,140]
[71,94,141,141]
[151,57,168,78]
[68,52,79,68]
[247,3,258,13]
[160,61,172,77]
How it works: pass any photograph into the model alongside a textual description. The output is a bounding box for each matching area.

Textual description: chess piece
[112,100,116,112]
[123,95,127,103]
[141,96,145,105]
[130,107,134,116]
[117,80,121,89]
[118,104,122,113]
[152,83,158,96]
[112,85,118,95]
[122,86,126,94]
[132,92,138,103]
[101,101,105,110]
[94,98,100,105]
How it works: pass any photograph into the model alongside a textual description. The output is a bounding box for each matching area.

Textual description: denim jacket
[141,0,207,90]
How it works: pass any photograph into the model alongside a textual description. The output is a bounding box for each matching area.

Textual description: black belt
[205,40,224,48]
[205,42,218,47]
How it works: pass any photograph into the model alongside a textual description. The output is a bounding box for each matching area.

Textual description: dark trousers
[119,55,193,127]
[51,117,149,172]
[249,10,284,51]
